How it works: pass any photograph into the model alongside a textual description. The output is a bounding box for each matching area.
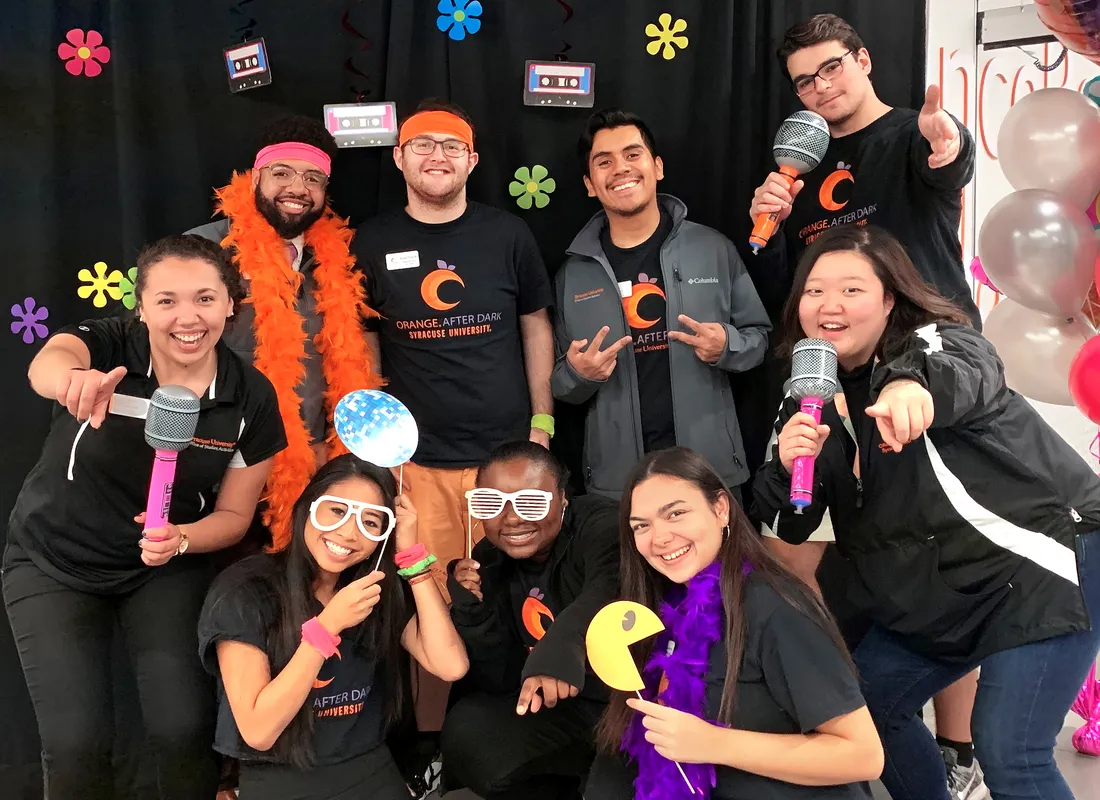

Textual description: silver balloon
[998,87,1100,209]
[977,189,1098,316]
[983,299,1089,406]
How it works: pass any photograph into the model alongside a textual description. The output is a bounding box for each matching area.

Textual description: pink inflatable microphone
[788,338,838,512]
[143,385,201,537]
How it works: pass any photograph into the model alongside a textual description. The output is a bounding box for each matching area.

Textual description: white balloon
[998,87,1100,209]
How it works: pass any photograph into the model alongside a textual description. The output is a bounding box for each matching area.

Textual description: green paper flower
[77,261,124,308]
[509,165,556,210]
[119,266,138,309]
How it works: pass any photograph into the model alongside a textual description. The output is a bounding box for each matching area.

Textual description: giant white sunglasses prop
[310,495,396,571]
[464,488,554,559]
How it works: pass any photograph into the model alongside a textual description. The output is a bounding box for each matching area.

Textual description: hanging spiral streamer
[552,0,574,60]
[1016,44,1069,72]
[230,0,259,42]
[342,5,374,101]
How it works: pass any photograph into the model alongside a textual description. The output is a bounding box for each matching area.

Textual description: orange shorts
[398,461,484,603]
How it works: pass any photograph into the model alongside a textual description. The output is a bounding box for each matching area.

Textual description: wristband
[397,554,437,578]
[408,572,435,587]
[301,616,340,658]
[395,543,429,569]
[531,414,555,438]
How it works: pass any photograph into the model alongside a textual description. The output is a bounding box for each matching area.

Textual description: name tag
[386,250,420,271]
[109,394,149,420]
[617,280,633,298]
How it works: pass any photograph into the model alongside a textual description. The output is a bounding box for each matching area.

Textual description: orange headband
[398,111,474,151]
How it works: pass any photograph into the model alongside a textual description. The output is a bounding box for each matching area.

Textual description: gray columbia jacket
[552,195,771,497]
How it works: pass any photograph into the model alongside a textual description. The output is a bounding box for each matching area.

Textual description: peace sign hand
[566,327,633,382]
[667,315,728,364]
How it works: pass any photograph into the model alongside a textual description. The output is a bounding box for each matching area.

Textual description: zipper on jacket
[855,477,863,508]
[1070,507,1082,523]
[595,255,644,458]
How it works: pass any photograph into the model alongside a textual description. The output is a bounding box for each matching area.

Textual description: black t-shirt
[781,108,979,327]
[601,211,676,451]
[510,556,559,651]
[357,203,554,467]
[702,575,870,799]
[197,555,416,767]
[7,317,287,593]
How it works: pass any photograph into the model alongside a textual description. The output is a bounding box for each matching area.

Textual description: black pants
[2,545,218,799]
[239,745,409,800]
[441,690,605,800]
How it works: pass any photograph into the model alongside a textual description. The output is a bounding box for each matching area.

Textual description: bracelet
[395,543,429,569]
[531,413,555,438]
[407,572,435,587]
[397,554,437,578]
[301,616,340,658]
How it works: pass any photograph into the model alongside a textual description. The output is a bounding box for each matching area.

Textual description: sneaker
[405,750,442,799]
[942,745,990,800]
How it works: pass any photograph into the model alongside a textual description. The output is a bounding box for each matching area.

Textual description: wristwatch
[175,531,189,556]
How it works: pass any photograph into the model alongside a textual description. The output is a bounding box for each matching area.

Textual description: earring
[723,524,730,538]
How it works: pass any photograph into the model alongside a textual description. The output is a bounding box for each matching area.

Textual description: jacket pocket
[854,538,1010,659]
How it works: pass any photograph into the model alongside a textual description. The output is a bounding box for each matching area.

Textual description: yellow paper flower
[646,13,688,60]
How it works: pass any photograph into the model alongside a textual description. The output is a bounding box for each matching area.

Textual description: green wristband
[531,414,555,438]
[397,554,437,578]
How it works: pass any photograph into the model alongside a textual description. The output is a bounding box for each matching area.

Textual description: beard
[254,187,324,239]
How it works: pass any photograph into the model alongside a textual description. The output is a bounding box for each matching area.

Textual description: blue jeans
[854,530,1100,800]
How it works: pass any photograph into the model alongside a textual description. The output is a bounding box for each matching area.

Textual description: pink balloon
[1069,336,1100,423]
[969,256,999,292]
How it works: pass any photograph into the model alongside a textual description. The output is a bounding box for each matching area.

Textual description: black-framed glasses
[262,164,329,190]
[406,137,469,158]
[792,51,854,96]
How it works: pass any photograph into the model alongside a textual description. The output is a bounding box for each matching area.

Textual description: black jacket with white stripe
[752,322,1098,662]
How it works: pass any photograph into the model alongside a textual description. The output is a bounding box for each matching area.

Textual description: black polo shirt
[7,316,287,594]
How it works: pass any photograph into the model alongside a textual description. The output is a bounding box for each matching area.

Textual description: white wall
[926,0,1100,465]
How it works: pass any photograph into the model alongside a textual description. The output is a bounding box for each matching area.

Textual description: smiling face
[629,475,730,583]
[787,42,874,127]
[798,250,894,370]
[584,125,664,218]
[252,158,327,238]
[476,458,566,562]
[394,133,478,207]
[305,477,390,579]
[139,256,232,368]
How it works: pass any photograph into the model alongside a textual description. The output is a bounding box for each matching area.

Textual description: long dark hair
[775,225,972,364]
[234,455,408,767]
[595,447,852,753]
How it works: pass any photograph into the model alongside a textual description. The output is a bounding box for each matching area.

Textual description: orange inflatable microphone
[749,110,830,254]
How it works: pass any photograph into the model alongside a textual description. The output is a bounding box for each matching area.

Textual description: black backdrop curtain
[1,1,924,795]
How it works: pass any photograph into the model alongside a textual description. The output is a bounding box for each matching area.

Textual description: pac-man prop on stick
[586,601,697,794]
[585,601,664,691]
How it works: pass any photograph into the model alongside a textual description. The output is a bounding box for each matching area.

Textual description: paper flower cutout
[10,298,49,344]
[78,261,124,308]
[119,266,139,309]
[509,165,556,210]
[437,0,482,41]
[57,29,111,77]
[646,13,688,60]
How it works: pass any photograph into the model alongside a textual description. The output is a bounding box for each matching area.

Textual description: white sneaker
[942,745,990,800]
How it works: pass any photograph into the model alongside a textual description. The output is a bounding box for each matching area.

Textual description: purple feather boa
[621,561,727,800]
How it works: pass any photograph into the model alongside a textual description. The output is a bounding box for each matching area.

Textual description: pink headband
[253,142,332,175]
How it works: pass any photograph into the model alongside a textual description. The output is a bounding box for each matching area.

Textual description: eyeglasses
[792,51,854,97]
[262,164,330,190]
[405,137,469,158]
[465,488,553,521]
[309,495,395,541]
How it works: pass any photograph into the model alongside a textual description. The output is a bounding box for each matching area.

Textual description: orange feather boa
[214,172,380,551]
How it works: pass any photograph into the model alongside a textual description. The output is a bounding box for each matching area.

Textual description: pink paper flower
[57,29,111,77]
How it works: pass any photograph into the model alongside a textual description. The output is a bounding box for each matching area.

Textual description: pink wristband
[395,542,429,569]
[301,617,340,658]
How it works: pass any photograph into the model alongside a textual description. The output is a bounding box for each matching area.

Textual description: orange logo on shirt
[313,648,342,689]
[623,274,666,330]
[819,162,854,211]
[521,589,555,642]
[420,260,465,311]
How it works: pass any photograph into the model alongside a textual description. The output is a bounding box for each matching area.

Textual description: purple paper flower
[11,297,49,343]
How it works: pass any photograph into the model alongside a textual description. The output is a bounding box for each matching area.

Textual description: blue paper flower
[437,0,482,41]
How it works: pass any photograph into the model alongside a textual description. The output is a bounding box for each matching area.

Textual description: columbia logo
[687,277,719,285]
